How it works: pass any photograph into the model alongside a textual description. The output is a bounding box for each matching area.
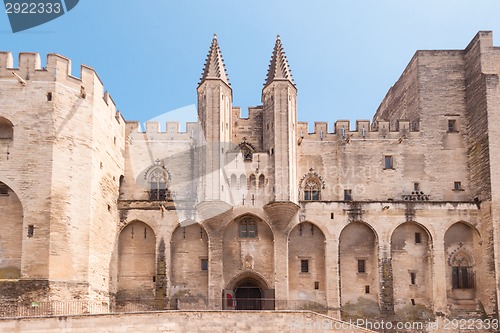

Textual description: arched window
[230,174,237,188]
[258,175,265,190]
[249,174,256,190]
[241,145,253,161]
[147,165,170,201]
[303,178,321,201]
[239,217,257,238]
[240,174,247,190]
[0,117,13,140]
[450,251,475,289]
[237,138,255,162]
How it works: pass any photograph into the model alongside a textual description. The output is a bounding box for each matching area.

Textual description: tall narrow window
[304,178,320,201]
[450,251,475,289]
[413,182,420,191]
[27,225,34,238]
[410,272,416,285]
[357,259,366,273]
[454,181,462,190]
[384,155,394,169]
[201,258,208,271]
[415,232,422,244]
[301,259,309,273]
[148,166,168,201]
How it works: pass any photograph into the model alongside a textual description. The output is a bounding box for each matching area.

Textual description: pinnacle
[264,35,294,88]
[199,34,230,86]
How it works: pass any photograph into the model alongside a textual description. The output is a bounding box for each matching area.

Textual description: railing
[0,298,331,318]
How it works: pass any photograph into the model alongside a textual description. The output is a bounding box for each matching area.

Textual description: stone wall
[0,311,375,333]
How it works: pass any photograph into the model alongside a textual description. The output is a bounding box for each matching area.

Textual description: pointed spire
[264,35,295,88]
[199,34,230,87]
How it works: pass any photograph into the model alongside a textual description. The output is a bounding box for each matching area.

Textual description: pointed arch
[117,220,156,299]
[288,221,326,305]
[144,162,171,201]
[299,168,325,201]
[223,214,274,289]
[390,221,433,310]
[0,116,14,140]
[170,223,209,308]
[0,181,23,279]
[339,222,379,307]
[444,222,480,298]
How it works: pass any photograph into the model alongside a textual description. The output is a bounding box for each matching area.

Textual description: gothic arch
[444,222,480,299]
[0,180,23,279]
[117,220,156,299]
[339,222,379,307]
[0,116,14,139]
[237,138,256,161]
[288,221,326,305]
[390,221,433,310]
[226,270,271,291]
[144,162,171,201]
[170,223,209,307]
[223,214,274,289]
[299,168,325,201]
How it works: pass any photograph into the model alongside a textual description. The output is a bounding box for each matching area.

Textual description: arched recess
[170,223,208,308]
[0,181,23,279]
[117,221,156,299]
[223,214,275,299]
[0,117,14,140]
[391,222,432,310]
[444,222,481,301]
[339,222,379,306]
[288,222,326,305]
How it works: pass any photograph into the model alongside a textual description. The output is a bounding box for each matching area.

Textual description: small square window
[365,285,370,294]
[384,155,393,169]
[454,181,462,190]
[314,281,319,290]
[358,259,366,273]
[201,258,208,271]
[301,259,309,273]
[415,232,422,244]
[448,119,457,132]
[344,189,352,201]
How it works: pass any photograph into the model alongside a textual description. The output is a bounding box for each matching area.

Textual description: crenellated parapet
[126,121,201,141]
[0,51,124,126]
[297,119,416,143]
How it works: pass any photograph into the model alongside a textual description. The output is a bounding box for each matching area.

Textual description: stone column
[379,257,395,316]
[325,236,341,319]
[207,234,224,309]
[274,232,289,309]
[432,236,448,315]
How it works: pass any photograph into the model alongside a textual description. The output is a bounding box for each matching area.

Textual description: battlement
[297,119,415,142]
[0,51,123,125]
[126,121,201,141]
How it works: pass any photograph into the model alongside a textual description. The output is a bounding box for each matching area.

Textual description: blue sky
[2,1,500,131]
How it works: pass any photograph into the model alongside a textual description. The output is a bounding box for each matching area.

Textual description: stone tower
[196,34,233,203]
[262,36,298,203]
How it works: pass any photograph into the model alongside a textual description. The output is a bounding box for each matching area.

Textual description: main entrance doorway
[224,273,275,310]
[235,281,262,310]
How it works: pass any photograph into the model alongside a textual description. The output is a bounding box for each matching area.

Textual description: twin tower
[196,35,299,206]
